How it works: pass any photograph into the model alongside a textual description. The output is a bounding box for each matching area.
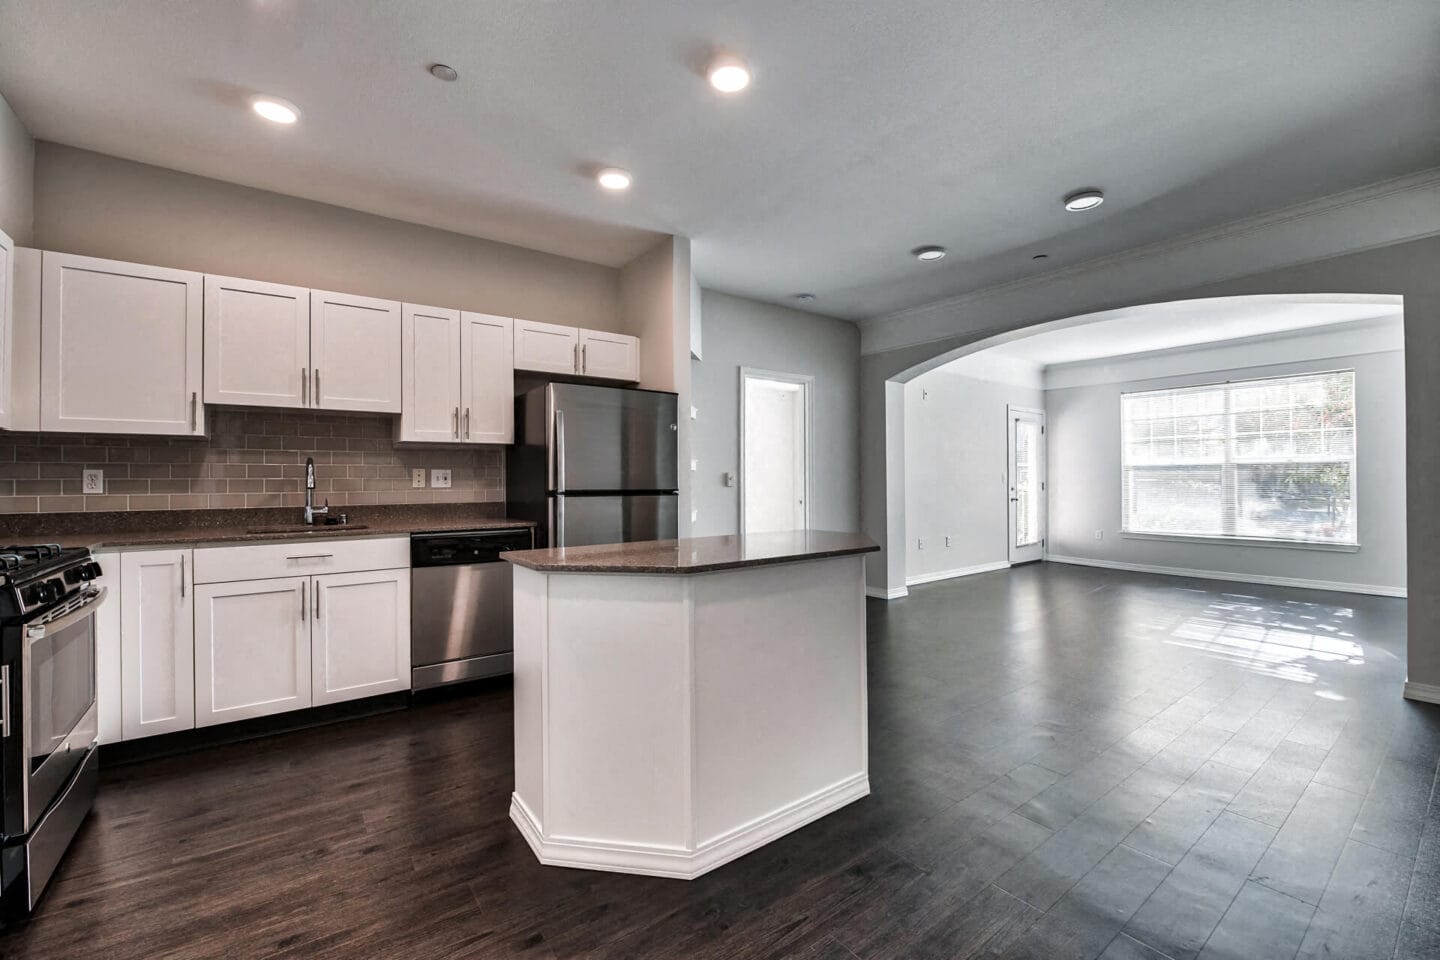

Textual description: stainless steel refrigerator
[508,383,679,548]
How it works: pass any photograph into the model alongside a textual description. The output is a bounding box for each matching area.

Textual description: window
[1121,370,1356,546]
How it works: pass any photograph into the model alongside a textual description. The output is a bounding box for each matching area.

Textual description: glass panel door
[1008,408,1046,563]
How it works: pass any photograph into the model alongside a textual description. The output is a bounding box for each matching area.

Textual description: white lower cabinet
[119,549,195,740]
[194,576,310,727]
[311,568,410,705]
[93,551,122,744]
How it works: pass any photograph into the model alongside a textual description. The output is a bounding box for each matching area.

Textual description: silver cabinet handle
[314,583,321,620]
[286,553,334,562]
[300,580,306,621]
[190,392,198,431]
[1,664,10,740]
[555,409,566,492]
[302,367,309,406]
[453,406,459,438]
[581,343,587,374]
[180,554,186,598]
[314,368,320,405]
[465,407,471,439]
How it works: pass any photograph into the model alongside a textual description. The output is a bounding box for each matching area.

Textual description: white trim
[509,772,871,880]
[1403,681,1440,705]
[1119,532,1360,553]
[906,560,1010,586]
[862,167,1440,357]
[865,584,908,600]
[739,367,813,536]
[1044,554,1405,598]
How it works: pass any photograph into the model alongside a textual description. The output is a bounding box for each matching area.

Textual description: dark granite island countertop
[502,529,878,575]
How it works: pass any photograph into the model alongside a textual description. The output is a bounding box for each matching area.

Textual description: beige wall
[31,142,621,330]
[0,92,34,244]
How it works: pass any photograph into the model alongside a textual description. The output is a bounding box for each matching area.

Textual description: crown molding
[861,167,1440,357]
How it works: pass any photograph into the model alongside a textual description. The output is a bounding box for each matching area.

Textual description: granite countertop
[503,530,878,575]
[0,505,535,549]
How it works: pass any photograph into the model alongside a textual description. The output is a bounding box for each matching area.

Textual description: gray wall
[31,142,622,331]
[904,365,1042,580]
[691,290,860,536]
[0,91,33,244]
[1047,346,1406,593]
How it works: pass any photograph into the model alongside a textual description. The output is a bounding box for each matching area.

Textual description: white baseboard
[865,584,909,600]
[906,560,1011,586]
[510,772,871,880]
[1044,554,1407,598]
[1404,681,1440,705]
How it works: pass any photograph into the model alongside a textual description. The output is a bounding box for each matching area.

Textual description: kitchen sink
[244,524,370,535]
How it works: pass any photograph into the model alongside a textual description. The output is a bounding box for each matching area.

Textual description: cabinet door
[460,312,514,444]
[310,290,402,413]
[514,319,578,375]
[40,252,204,435]
[119,550,195,740]
[398,304,462,442]
[9,247,40,431]
[311,569,410,706]
[204,275,310,408]
[195,577,310,726]
[579,329,640,382]
[0,226,13,430]
[92,551,122,744]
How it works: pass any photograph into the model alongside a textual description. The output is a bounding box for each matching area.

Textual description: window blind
[1121,370,1356,545]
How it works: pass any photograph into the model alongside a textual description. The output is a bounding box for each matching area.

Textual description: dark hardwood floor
[2,562,1437,959]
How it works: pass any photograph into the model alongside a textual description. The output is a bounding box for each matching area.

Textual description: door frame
[1006,405,1047,563]
[739,367,813,535]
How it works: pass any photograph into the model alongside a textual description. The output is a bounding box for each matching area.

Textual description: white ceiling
[1,2,1437,321]
[974,296,1403,369]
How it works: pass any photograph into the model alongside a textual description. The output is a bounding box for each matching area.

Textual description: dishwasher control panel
[410,529,534,567]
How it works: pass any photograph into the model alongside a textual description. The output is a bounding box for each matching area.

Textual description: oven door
[6,587,103,838]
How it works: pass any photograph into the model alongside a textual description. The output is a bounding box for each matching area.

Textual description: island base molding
[509,772,870,879]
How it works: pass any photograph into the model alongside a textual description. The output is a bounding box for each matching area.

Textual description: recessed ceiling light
[250,96,300,125]
[1063,189,1105,212]
[794,293,816,303]
[596,167,633,191]
[912,245,947,262]
[707,54,752,93]
[429,63,459,82]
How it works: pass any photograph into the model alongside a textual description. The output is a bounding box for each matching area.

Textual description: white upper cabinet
[310,289,402,413]
[119,549,195,740]
[399,304,463,442]
[0,227,13,430]
[203,275,310,408]
[461,312,514,443]
[514,319,579,375]
[311,568,411,706]
[40,252,204,435]
[579,329,640,382]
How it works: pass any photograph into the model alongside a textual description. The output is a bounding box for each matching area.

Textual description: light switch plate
[431,469,452,489]
[412,469,426,489]
[83,469,104,494]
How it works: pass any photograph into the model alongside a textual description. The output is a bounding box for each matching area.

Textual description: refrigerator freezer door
[550,494,679,548]
[550,384,678,493]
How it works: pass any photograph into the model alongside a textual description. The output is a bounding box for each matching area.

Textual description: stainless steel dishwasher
[410,528,533,689]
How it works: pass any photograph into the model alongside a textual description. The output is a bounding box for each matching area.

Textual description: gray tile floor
[0,562,1435,959]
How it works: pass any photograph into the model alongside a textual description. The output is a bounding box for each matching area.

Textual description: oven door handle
[25,586,108,641]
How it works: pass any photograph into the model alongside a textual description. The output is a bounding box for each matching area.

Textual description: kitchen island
[504,530,878,879]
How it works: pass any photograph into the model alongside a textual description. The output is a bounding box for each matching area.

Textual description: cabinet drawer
[193,536,409,584]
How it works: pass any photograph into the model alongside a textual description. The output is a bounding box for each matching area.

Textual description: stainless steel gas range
[0,544,106,922]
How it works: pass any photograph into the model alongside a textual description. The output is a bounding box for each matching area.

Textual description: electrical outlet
[431,469,452,489]
[691,508,699,523]
[945,535,952,548]
[1094,530,1104,540]
[82,469,104,494]
[690,458,698,472]
[412,469,426,489]
[917,538,925,550]
[723,472,736,487]
[690,405,699,420]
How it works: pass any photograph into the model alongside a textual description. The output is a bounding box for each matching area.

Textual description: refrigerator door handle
[556,495,566,547]
[555,409,566,493]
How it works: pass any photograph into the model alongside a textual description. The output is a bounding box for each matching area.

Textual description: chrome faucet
[304,457,329,525]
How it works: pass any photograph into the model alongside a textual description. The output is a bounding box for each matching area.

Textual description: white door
[578,329,639,381]
[119,550,195,740]
[311,569,410,706]
[514,319,578,375]
[40,252,204,435]
[399,304,462,442]
[0,226,13,430]
[461,312,514,443]
[203,274,310,408]
[194,577,311,726]
[1008,407,1046,564]
[310,290,402,413]
[741,370,811,535]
